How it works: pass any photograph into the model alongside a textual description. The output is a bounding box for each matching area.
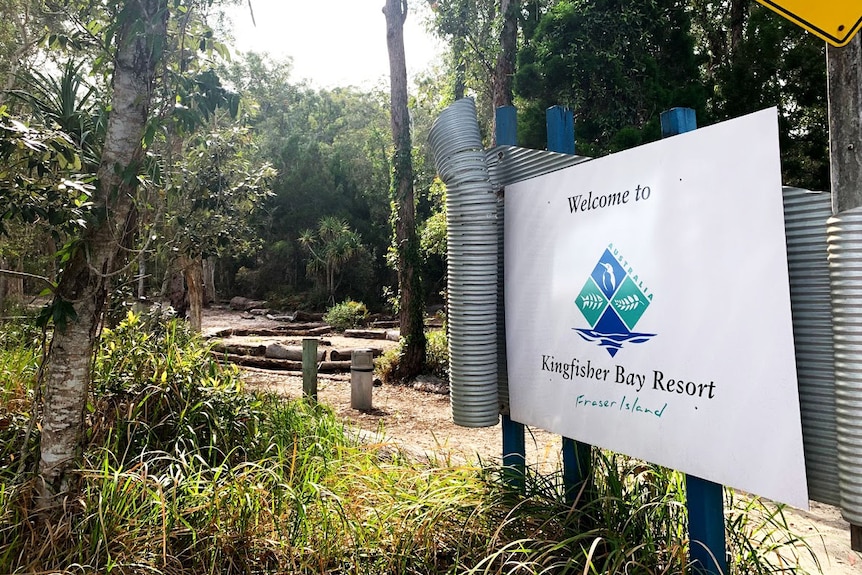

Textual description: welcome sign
[504,109,809,509]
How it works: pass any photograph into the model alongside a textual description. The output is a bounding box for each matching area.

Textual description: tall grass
[0,311,822,574]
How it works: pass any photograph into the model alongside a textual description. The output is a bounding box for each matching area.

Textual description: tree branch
[0,268,55,291]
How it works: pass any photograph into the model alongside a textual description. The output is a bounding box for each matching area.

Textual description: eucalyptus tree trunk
[384,0,426,380]
[37,0,168,506]
[0,257,23,307]
[0,257,7,307]
[202,257,216,303]
[180,254,203,332]
[492,0,518,110]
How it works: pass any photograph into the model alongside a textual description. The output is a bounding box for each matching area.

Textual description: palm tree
[299,216,366,304]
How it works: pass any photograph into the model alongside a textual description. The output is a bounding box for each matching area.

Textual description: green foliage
[300,216,370,304]
[424,329,449,380]
[90,309,264,467]
[473,451,818,574]
[12,59,107,169]
[377,328,449,384]
[701,3,828,191]
[219,53,395,305]
[0,310,821,574]
[323,299,369,332]
[0,109,95,239]
[168,126,275,261]
[0,310,42,477]
[515,0,706,156]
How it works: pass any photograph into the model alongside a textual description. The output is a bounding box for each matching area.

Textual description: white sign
[505,109,809,509]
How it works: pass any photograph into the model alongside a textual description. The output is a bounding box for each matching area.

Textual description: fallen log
[265,343,325,362]
[343,329,389,340]
[318,361,352,372]
[213,352,352,372]
[329,348,385,361]
[211,343,267,356]
[293,310,325,322]
[210,324,332,338]
[213,352,301,371]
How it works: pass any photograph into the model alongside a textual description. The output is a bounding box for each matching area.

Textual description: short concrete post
[351,349,374,410]
[302,338,318,401]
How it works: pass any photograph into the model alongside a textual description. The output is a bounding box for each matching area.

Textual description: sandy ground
[205,308,861,575]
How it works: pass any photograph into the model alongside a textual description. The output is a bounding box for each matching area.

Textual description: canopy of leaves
[515,0,706,155]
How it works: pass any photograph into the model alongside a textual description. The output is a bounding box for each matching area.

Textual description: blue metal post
[547,106,592,504]
[660,107,727,575]
[496,105,526,490]
[546,106,575,154]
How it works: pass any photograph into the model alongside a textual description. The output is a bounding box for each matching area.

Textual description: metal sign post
[546,105,593,504]
[826,35,862,552]
[660,107,727,575]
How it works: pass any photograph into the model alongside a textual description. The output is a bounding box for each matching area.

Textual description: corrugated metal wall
[783,187,840,506]
[826,207,862,521]
[431,99,848,508]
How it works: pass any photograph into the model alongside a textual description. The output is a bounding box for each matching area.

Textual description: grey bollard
[351,349,374,410]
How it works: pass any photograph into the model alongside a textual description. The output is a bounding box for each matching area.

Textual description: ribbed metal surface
[827,206,862,524]
[486,146,591,414]
[783,187,839,506]
[496,194,509,414]
[429,98,499,428]
[486,145,591,189]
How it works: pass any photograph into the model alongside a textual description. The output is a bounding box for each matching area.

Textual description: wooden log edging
[211,324,332,338]
[212,351,352,372]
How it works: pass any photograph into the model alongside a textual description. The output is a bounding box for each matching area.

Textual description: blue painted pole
[660,107,727,575]
[546,106,575,155]
[496,105,526,491]
[547,106,592,504]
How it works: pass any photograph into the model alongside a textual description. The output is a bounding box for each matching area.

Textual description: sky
[222,0,444,90]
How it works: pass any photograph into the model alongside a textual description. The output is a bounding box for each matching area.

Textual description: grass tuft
[0,310,824,574]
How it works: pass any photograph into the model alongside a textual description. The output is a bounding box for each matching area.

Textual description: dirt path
[205,309,861,575]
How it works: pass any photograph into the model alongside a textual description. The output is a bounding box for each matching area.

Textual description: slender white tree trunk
[202,257,216,303]
[181,254,203,332]
[38,0,168,506]
[384,0,425,379]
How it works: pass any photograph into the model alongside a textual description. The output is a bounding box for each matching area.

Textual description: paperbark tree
[38,0,168,505]
[383,0,425,380]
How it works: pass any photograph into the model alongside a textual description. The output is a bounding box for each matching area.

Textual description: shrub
[324,299,368,331]
[424,329,448,380]
[376,328,448,384]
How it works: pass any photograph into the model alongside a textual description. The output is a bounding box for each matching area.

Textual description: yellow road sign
[756,0,862,47]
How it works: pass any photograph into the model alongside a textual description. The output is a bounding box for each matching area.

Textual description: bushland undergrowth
[0,310,820,574]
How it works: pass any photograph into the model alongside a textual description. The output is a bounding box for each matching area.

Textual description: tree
[515,0,706,154]
[166,126,275,330]
[299,216,367,305]
[384,0,425,380]
[692,1,828,190]
[219,53,394,305]
[428,0,514,137]
[0,104,94,309]
[0,0,53,100]
[492,0,518,133]
[37,0,169,504]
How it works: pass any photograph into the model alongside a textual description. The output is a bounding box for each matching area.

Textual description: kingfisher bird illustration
[601,263,616,292]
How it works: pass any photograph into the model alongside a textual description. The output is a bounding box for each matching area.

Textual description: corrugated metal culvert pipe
[826,206,862,524]
[783,188,839,506]
[428,98,499,427]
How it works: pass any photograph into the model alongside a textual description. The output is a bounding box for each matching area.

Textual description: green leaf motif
[580,293,604,311]
[614,294,642,312]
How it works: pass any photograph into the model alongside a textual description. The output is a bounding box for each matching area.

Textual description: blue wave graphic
[573,329,657,357]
